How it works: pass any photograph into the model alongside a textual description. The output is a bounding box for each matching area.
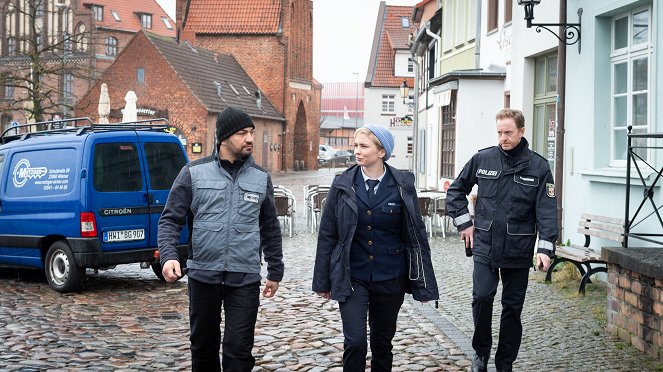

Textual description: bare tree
[0,0,98,123]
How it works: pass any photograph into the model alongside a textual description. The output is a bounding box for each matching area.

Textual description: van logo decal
[99,206,156,216]
[12,159,48,188]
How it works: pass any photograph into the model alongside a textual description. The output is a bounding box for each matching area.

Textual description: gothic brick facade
[177,0,321,171]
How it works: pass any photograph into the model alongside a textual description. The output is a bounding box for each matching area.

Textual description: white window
[63,74,73,103]
[454,0,465,46]
[105,36,117,56]
[401,17,409,28]
[111,10,121,21]
[92,5,103,22]
[381,94,395,113]
[407,57,414,73]
[162,17,173,29]
[610,7,651,164]
[141,13,152,29]
[443,0,454,52]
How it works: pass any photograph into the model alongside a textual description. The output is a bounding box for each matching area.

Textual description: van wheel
[45,241,84,292]
[151,260,186,282]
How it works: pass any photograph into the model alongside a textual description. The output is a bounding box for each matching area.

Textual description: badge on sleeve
[546,183,555,198]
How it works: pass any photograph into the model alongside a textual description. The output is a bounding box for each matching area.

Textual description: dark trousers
[472,261,529,370]
[188,278,260,372]
[339,278,406,372]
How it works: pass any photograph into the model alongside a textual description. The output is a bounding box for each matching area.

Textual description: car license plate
[103,229,145,243]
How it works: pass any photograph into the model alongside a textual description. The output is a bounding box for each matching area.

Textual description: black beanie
[216,107,255,144]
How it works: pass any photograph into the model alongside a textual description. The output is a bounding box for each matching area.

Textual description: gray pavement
[0,168,660,371]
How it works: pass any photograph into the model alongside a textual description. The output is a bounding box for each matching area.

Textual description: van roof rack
[1,117,172,144]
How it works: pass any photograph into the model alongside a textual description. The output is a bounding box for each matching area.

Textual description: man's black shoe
[471,354,488,372]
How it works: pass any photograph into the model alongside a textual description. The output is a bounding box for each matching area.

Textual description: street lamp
[54,2,71,117]
[518,0,582,52]
[399,79,409,104]
[353,72,359,129]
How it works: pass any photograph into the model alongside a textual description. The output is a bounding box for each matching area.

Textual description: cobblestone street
[0,169,660,371]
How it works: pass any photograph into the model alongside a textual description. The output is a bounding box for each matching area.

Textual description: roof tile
[81,0,175,37]
[184,0,281,35]
[145,32,283,121]
[372,6,415,88]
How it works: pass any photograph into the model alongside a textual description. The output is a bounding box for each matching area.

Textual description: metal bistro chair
[310,186,330,233]
[303,184,318,231]
[274,186,296,237]
[417,196,434,239]
[434,197,449,239]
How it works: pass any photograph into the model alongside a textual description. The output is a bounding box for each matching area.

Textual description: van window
[144,142,186,190]
[93,143,143,192]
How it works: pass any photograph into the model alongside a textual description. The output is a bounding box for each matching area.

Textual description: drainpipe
[474,0,482,68]
[555,0,568,242]
[410,50,420,174]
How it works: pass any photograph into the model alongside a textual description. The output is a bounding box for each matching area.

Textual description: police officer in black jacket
[446,108,558,372]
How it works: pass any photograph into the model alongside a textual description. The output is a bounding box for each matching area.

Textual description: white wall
[455,79,506,176]
[395,51,415,77]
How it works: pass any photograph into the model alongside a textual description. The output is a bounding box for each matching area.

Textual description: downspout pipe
[410,50,420,173]
[555,0,568,242]
[474,0,482,68]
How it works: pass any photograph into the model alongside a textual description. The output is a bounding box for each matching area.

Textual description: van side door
[89,135,151,252]
[137,132,189,249]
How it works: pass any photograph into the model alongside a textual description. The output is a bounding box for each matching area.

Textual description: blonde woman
[313,124,439,371]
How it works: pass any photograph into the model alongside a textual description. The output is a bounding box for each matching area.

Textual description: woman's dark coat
[312,164,439,302]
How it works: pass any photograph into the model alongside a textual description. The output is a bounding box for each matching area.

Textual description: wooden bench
[545,213,625,294]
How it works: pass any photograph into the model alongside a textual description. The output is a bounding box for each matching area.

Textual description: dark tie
[367,179,379,206]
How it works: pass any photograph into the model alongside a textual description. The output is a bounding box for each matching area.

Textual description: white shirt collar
[360,165,386,184]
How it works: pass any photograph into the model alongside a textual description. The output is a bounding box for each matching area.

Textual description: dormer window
[111,10,120,21]
[214,81,222,96]
[141,13,152,29]
[92,5,103,21]
[162,17,173,29]
[401,17,409,28]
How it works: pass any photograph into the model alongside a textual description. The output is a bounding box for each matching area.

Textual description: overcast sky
[155,0,417,83]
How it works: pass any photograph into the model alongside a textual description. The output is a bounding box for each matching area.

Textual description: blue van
[0,118,189,292]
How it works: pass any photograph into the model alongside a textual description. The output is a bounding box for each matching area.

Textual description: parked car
[0,118,189,292]
[318,149,356,166]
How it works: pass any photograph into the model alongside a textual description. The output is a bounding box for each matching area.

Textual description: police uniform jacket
[446,138,558,268]
[312,164,439,302]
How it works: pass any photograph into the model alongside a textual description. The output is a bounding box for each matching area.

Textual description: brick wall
[607,265,663,360]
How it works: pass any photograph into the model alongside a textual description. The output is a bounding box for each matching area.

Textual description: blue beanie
[363,124,395,161]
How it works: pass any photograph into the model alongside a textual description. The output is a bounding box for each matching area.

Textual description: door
[89,133,151,252]
[138,133,188,249]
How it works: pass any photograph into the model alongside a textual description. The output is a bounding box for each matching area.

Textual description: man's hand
[460,225,475,249]
[162,259,182,282]
[316,292,331,300]
[536,253,551,272]
[263,280,280,298]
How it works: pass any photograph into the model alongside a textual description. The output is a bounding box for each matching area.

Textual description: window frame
[137,68,145,84]
[92,5,103,22]
[141,13,152,29]
[609,6,652,166]
[381,94,395,114]
[487,0,498,33]
[105,36,118,56]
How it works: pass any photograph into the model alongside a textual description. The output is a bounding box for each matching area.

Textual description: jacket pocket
[192,220,223,263]
[195,180,228,213]
[330,243,350,298]
[504,222,537,258]
[228,224,261,267]
[237,181,264,218]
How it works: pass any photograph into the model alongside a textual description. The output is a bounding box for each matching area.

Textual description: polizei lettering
[477,169,498,177]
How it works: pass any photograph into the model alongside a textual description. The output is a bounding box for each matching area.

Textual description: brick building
[77,31,285,170]
[177,0,321,171]
[0,0,173,130]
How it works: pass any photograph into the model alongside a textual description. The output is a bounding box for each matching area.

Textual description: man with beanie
[446,108,557,372]
[158,107,283,371]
